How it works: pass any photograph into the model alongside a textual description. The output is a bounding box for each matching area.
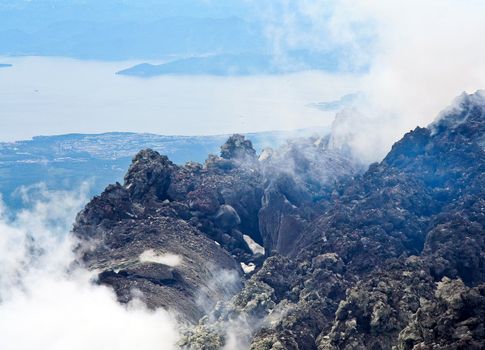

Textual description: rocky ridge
[73,129,358,323]
[73,91,485,349]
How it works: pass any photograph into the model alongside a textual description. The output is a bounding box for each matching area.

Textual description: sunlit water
[0,56,363,141]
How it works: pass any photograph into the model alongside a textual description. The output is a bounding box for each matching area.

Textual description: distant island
[0,63,12,68]
[117,54,279,77]
[116,50,345,77]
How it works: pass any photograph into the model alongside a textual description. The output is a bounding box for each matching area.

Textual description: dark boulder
[220,134,257,161]
[124,148,175,202]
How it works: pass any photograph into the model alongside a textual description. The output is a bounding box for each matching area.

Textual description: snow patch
[243,234,265,255]
[240,262,256,274]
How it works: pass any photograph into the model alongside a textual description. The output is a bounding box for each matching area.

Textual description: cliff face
[73,91,485,349]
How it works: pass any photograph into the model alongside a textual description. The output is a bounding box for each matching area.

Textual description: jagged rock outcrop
[246,91,485,349]
[175,91,485,349]
[220,134,258,162]
[73,132,357,325]
[318,257,435,349]
[73,91,485,349]
[75,199,241,322]
[397,278,485,349]
[124,149,175,201]
[259,136,359,255]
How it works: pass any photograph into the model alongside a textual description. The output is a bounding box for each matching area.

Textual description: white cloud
[0,185,180,350]
[346,0,485,160]
[248,0,485,162]
[0,272,179,350]
[357,0,485,125]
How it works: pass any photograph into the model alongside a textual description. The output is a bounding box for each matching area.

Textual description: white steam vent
[243,234,265,255]
[138,250,182,267]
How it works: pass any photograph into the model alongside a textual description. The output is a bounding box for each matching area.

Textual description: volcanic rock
[72,91,485,349]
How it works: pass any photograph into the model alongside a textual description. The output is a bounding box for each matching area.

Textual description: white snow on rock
[240,262,256,274]
[243,234,265,255]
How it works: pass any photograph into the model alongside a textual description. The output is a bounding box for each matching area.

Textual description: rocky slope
[73,91,485,349]
[73,132,357,324]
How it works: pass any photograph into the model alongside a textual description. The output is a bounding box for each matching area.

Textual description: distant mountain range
[0,17,265,61]
[0,1,369,74]
[0,63,12,68]
[0,129,328,210]
[0,1,253,32]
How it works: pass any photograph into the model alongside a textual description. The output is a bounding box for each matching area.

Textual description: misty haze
[1,1,485,350]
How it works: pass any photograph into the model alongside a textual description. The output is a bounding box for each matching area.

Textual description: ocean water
[0,56,363,142]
